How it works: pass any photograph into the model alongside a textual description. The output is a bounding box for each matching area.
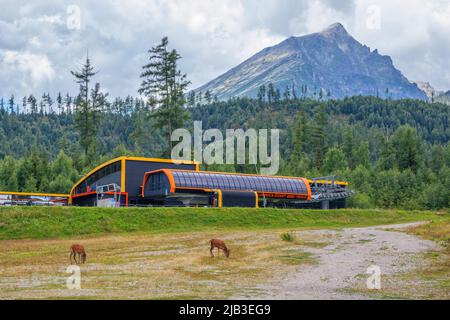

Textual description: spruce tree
[71,54,105,158]
[138,37,190,156]
[57,92,63,114]
[204,90,212,104]
[267,83,275,104]
[8,95,14,113]
[311,105,328,169]
[257,85,266,103]
[292,110,308,160]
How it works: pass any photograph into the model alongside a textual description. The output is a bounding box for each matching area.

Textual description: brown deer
[209,239,230,258]
[70,244,87,264]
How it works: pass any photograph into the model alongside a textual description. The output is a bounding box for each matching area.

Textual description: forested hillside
[0,94,448,209]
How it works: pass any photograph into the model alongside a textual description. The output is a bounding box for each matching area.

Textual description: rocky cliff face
[196,23,427,101]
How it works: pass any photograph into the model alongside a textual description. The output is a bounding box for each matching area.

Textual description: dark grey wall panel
[125,161,196,198]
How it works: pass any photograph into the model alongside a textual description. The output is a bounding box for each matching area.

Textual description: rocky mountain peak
[195,23,427,101]
[320,22,349,36]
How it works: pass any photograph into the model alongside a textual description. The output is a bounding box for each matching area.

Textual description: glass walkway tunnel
[141,169,312,208]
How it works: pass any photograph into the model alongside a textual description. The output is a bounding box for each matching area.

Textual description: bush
[281,232,295,242]
[347,192,374,209]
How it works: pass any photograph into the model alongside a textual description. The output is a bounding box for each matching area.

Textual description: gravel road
[234,222,440,299]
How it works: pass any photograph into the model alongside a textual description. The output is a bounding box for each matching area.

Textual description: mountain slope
[196,23,426,100]
[435,90,450,105]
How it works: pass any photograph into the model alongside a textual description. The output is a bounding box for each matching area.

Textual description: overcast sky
[1,0,450,100]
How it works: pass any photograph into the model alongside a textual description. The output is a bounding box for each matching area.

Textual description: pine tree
[292,111,308,160]
[187,91,196,107]
[342,127,354,168]
[138,37,190,156]
[257,85,266,103]
[47,93,53,113]
[311,105,328,169]
[291,83,297,100]
[391,125,422,172]
[274,88,281,103]
[283,86,291,100]
[8,95,14,113]
[21,96,27,114]
[267,83,275,104]
[27,95,37,114]
[205,90,212,104]
[64,93,72,114]
[57,92,63,114]
[71,54,101,157]
[91,82,108,128]
[39,100,44,115]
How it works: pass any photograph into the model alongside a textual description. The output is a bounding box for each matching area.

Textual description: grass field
[0,206,447,240]
[0,207,448,299]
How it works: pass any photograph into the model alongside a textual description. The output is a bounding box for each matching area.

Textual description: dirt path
[233,222,440,299]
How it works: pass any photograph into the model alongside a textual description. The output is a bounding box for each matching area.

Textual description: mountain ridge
[195,23,427,101]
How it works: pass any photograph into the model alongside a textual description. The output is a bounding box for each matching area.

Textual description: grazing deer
[70,244,87,264]
[209,239,230,258]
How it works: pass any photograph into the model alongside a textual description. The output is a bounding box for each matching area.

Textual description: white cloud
[0,0,449,99]
[1,50,55,93]
[352,0,450,90]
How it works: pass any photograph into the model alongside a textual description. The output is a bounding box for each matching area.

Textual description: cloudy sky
[1,0,450,100]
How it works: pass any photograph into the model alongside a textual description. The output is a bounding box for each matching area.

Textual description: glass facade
[74,161,121,195]
[171,171,308,195]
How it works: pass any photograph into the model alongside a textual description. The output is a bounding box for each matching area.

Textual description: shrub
[281,232,295,242]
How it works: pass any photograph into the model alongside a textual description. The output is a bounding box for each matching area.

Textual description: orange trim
[175,187,308,199]
[302,178,312,201]
[71,191,97,198]
[121,158,126,192]
[141,169,176,197]
[165,170,175,193]
[163,168,312,182]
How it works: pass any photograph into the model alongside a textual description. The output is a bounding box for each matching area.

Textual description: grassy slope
[0,206,447,240]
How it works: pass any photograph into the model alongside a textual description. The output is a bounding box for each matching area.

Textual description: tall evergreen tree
[64,93,72,114]
[27,95,37,114]
[390,125,422,172]
[22,96,27,114]
[57,92,63,114]
[8,95,14,113]
[311,105,328,169]
[267,83,275,104]
[71,54,100,157]
[257,85,266,103]
[138,37,190,156]
[342,127,354,168]
[204,90,212,104]
[187,91,196,107]
[292,111,308,160]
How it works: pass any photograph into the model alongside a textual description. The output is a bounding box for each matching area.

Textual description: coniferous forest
[0,38,448,210]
